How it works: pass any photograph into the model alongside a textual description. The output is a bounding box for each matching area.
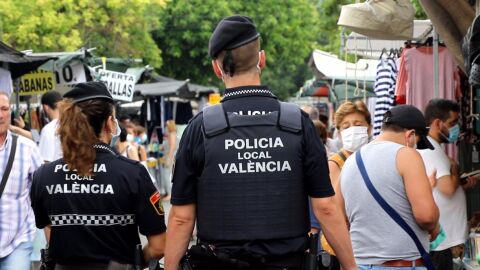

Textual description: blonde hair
[335,100,371,129]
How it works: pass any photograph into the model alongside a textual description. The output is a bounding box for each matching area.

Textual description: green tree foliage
[410,0,428,19]
[0,0,165,67]
[153,0,320,99]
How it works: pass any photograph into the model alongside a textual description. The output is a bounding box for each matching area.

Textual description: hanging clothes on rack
[164,100,194,125]
[0,68,13,96]
[395,46,458,112]
[372,55,397,138]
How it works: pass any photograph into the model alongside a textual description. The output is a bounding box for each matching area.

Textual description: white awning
[311,50,379,81]
[344,20,433,59]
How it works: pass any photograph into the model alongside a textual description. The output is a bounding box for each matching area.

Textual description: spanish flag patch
[149,191,165,216]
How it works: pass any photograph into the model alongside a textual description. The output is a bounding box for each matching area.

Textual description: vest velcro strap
[228,112,278,128]
[203,104,229,137]
[278,102,302,133]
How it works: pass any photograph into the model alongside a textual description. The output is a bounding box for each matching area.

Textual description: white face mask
[341,126,369,152]
[110,119,121,147]
[126,134,134,142]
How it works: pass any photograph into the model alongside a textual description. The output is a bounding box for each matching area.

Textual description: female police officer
[30,82,166,270]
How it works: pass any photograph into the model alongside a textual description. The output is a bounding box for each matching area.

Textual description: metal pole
[433,28,439,99]
[15,79,20,118]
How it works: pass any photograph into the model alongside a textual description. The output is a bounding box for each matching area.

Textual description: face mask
[126,134,134,142]
[340,126,369,152]
[447,124,460,143]
[141,134,148,143]
[110,119,121,147]
[134,137,142,145]
[439,123,460,144]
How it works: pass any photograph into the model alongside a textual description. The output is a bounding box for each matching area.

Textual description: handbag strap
[0,134,18,200]
[355,150,436,270]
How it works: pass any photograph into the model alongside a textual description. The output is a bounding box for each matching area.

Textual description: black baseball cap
[208,15,260,58]
[64,82,114,104]
[383,105,434,150]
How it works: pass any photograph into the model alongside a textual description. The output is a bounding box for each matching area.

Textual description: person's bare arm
[435,158,460,197]
[311,196,356,270]
[143,233,166,261]
[44,225,51,243]
[139,145,148,162]
[9,125,33,140]
[165,204,196,270]
[398,147,439,233]
[127,144,140,161]
[328,161,348,219]
[167,131,177,167]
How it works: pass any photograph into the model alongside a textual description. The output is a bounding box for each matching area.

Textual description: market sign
[54,61,87,93]
[17,70,56,96]
[98,69,136,102]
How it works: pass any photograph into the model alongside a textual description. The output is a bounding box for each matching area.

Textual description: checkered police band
[49,214,135,226]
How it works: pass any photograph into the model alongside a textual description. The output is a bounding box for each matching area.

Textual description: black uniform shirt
[171,85,333,255]
[30,144,166,265]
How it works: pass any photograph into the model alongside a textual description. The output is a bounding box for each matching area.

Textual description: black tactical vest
[198,102,309,242]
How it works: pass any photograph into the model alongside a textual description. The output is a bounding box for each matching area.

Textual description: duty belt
[182,243,304,269]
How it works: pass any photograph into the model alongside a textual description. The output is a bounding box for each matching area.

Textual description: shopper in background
[0,91,42,270]
[339,105,439,269]
[419,99,478,270]
[311,100,371,270]
[38,91,63,163]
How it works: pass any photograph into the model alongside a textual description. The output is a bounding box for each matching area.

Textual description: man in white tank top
[338,105,440,270]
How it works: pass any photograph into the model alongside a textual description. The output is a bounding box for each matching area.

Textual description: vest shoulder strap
[278,102,302,133]
[328,150,349,169]
[203,104,229,137]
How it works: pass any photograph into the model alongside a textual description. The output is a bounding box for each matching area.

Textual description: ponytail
[58,99,113,176]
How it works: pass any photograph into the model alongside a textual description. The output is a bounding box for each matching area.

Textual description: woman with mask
[311,100,371,270]
[126,123,148,162]
[116,124,140,161]
[30,82,166,270]
[329,100,372,188]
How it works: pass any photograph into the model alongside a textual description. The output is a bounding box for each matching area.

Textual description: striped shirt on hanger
[373,58,397,137]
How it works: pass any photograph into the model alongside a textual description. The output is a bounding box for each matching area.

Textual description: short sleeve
[435,154,452,179]
[39,125,54,162]
[30,166,51,229]
[135,166,167,236]
[419,148,451,179]
[170,117,204,205]
[302,116,335,198]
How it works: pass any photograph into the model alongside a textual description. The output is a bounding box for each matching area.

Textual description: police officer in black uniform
[164,16,356,270]
[30,82,166,270]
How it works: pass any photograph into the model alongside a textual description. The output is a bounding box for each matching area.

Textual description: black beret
[63,82,114,103]
[208,15,260,58]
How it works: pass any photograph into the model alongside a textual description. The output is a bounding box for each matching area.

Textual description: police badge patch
[149,191,165,215]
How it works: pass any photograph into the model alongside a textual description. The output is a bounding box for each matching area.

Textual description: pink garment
[397,47,457,112]
[396,46,458,159]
